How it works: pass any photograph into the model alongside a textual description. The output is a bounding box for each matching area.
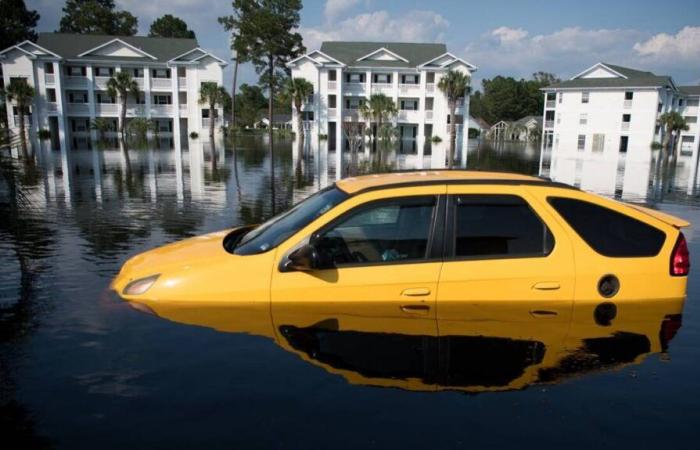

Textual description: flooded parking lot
[2,136,700,449]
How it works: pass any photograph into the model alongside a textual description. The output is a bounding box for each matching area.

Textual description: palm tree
[199,82,228,140]
[90,118,113,141]
[658,111,689,166]
[282,77,314,144]
[0,79,35,159]
[359,93,397,151]
[106,71,139,139]
[438,70,471,168]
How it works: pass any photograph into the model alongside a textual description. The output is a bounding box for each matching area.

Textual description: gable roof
[357,47,409,63]
[515,115,543,127]
[319,41,447,68]
[35,33,201,63]
[545,62,675,90]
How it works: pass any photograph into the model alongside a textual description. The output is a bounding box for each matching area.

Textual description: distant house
[255,114,292,130]
[487,116,542,141]
[468,116,490,135]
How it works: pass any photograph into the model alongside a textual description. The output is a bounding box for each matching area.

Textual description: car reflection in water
[124,294,684,393]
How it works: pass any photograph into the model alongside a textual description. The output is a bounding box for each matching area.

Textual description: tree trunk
[209,100,215,140]
[120,96,127,139]
[231,56,238,132]
[18,106,28,159]
[661,125,672,165]
[448,102,456,168]
[295,100,303,147]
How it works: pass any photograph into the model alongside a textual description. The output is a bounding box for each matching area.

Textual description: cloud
[491,26,528,44]
[633,26,700,63]
[300,9,449,51]
[324,0,363,23]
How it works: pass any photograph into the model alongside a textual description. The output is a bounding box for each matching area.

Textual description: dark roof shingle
[319,41,446,68]
[545,63,674,90]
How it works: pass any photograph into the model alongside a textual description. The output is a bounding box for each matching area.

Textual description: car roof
[335,170,563,194]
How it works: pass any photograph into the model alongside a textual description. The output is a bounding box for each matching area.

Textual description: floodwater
[1,136,700,449]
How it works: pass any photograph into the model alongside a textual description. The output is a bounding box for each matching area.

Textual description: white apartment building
[541,62,700,165]
[287,41,476,157]
[0,33,227,151]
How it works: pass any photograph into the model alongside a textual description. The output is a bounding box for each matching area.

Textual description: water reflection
[136,295,684,393]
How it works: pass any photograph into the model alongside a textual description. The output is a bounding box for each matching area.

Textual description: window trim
[298,194,445,270]
[444,194,556,262]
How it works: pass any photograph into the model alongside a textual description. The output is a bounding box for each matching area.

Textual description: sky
[26,0,700,91]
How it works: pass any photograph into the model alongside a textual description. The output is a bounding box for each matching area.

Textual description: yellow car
[112,170,690,329]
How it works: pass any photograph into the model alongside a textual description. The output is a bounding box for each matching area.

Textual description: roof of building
[679,85,700,96]
[257,114,292,123]
[319,41,447,68]
[515,115,543,127]
[335,170,547,194]
[470,116,491,130]
[545,62,675,90]
[34,33,200,63]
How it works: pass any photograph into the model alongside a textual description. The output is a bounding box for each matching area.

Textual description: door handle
[401,288,431,297]
[530,309,559,318]
[400,304,430,314]
[532,282,560,291]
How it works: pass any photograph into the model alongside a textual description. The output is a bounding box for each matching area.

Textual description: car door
[437,184,575,344]
[270,186,446,345]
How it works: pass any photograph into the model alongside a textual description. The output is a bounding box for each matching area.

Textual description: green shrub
[318,133,328,140]
[190,131,199,139]
[431,135,442,143]
[650,141,663,150]
[38,128,52,140]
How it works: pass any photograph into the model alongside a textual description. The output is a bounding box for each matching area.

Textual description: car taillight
[670,232,690,276]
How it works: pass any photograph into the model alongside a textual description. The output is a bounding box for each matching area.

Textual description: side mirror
[284,244,319,272]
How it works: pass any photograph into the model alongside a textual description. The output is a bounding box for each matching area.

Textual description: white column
[86,66,97,141]
[417,71,426,142]
[53,61,68,153]
[335,69,344,180]
[171,67,181,149]
[460,85,470,168]
[144,65,152,120]
[392,71,399,126]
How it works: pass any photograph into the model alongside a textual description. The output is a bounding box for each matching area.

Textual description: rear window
[453,195,554,258]
[547,197,665,257]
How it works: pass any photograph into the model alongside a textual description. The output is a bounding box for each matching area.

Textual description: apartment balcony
[151,104,174,116]
[179,103,188,113]
[344,82,366,93]
[621,122,630,131]
[398,109,421,123]
[94,76,111,90]
[545,120,554,128]
[66,103,90,115]
[425,110,433,122]
[201,118,222,128]
[623,100,633,109]
[426,83,435,94]
[372,83,393,95]
[151,78,172,90]
[135,78,145,89]
[327,81,337,91]
[178,77,187,90]
[546,100,556,109]
[683,105,698,116]
[44,73,55,85]
[126,104,147,116]
[328,108,337,119]
[343,110,361,122]
[399,84,420,95]
[65,76,89,89]
[96,103,119,115]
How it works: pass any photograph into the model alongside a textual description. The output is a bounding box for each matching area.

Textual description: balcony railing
[426,83,435,94]
[344,82,365,92]
[178,77,187,89]
[66,103,90,115]
[151,104,173,116]
[545,120,554,128]
[621,122,630,131]
[126,104,146,116]
[328,108,337,119]
[151,78,171,90]
[44,73,55,85]
[96,103,119,115]
[343,111,360,122]
[425,110,433,121]
[94,76,110,90]
[328,81,337,91]
[135,78,145,89]
[399,84,419,95]
[65,76,88,88]
[201,118,222,128]
[179,103,188,113]
[546,100,556,108]
[623,100,632,109]
[46,102,58,113]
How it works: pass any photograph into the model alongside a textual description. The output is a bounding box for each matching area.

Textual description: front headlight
[123,274,160,296]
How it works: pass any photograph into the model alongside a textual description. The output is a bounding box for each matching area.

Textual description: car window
[452,195,553,258]
[234,186,348,255]
[314,196,436,266]
[547,197,665,257]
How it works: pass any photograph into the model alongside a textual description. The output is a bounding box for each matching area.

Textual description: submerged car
[112,170,690,323]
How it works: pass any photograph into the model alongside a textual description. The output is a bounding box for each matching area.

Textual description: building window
[328,70,337,81]
[95,67,114,77]
[679,99,684,107]
[131,68,144,78]
[346,73,364,83]
[153,95,171,105]
[657,103,663,113]
[655,125,661,135]
[201,108,210,118]
[426,72,435,83]
[687,98,699,107]
[558,92,563,103]
[373,73,391,84]
[328,94,336,108]
[619,136,629,153]
[424,97,434,111]
[67,66,86,76]
[622,114,631,123]
[625,91,634,100]
[345,97,364,109]
[685,116,697,124]
[46,88,56,102]
[68,92,88,103]
[577,134,586,151]
[592,133,605,152]
[302,111,314,121]
[96,92,115,103]
[400,74,419,85]
[582,92,589,103]
[152,68,171,79]
[44,63,54,74]
[306,94,314,104]
[400,99,418,110]
[579,113,587,125]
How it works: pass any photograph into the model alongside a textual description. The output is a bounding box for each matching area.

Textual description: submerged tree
[106,71,139,138]
[0,78,35,159]
[359,93,397,146]
[438,70,471,168]
[282,77,313,145]
[199,81,228,140]
[658,111,689,166]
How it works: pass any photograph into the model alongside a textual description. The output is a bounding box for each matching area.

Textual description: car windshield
[234,186,349,255]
